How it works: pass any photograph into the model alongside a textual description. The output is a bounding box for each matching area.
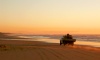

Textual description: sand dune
[0,40,100,60]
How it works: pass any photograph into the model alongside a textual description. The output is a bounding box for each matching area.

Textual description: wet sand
[0,40,100,60]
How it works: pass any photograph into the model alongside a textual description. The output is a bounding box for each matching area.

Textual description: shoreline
[1,35,100,48]
[0,39,100,52]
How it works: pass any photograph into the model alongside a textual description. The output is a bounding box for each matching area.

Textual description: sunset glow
[1,0,100,34]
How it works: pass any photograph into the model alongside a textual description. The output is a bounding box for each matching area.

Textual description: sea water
[18,34,100,47]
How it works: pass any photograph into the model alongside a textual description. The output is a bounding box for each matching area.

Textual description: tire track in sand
[41,48,71,60]
[35,47,65,60]
[35,48,50,60]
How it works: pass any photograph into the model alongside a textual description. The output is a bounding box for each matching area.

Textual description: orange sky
[1,25,100,35]
[1,0,100,35]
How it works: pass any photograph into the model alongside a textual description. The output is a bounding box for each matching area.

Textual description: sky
[0,0,100,35]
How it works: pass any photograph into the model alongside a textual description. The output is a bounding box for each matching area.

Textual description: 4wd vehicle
[60,34,76,46]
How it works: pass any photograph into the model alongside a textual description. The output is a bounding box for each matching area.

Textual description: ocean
[18,34,100,47]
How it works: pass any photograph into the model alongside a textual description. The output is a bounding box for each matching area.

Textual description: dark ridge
[0,32,27,39]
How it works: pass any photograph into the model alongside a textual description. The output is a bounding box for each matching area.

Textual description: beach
[0,39,100,60]
[1,0,100,60]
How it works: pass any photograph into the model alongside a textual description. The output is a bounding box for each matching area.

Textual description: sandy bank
[0,40,100,60]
